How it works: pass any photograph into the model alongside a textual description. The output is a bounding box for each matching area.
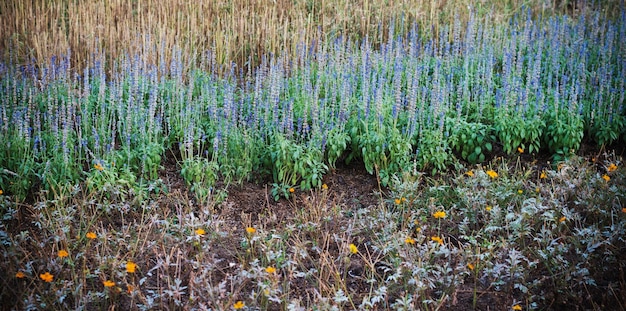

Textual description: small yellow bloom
[540,171,547,179]
[517,147,524,154]
[486,170,498,179]
[126,261,137,273]
[608,163,618,172]
[517,189,523,194]
[559,216,566,223]
[86,232,97,239]
[394,198,401,205]
[94,163,104,171]
[433,211,446,219]
[431,236,443,245]
[289,187,295,193]
[0,189,3,195]
[602,174,610,182]
[103,280,115,287]
[58,249,69,258]
[512,305,522,311]
[536,187,540,193]
[486,205,492,211]
[265,266,276,274]
[246,227,256,234]
[15,271,26,278]
[465,170,474,177]
[467,263,475,271]
[233,300,245,309]
[195,228,206,236]
[405,237,416,245]
[40,272,54,282]
[348,243,358,254]
[322,183,328,190]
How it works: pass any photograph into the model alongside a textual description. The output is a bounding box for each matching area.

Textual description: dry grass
[0,0,608,74]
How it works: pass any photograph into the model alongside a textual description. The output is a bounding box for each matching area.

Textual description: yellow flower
[233,300,245,309]
[348,243,358,254]
[512,305,522,311]
[433,211,446,219]
[517,147,524,154]
[559,216,566,223]
[431,236,443,245]
[486,170,498,179]
[465,170,474,177]
[289,187,295,193]
[517,189,523,194]
[86,232,97,239]
[246,227,256,234]
[265,266,276,273]
[195,228,206,236]
[540,171,547,179]
[103,280,115,287]
[15,271,26,278]
[126,261,137,273]
[0,189,3,195]
[94,163,104,171]
[486,205,492,211]
[608,163,618,172]
[536,187,540,193]
[322,183,328,190]
[467,263,475,271]
[58,249,69,258]
[405,237,416,245]
[602,174,610,182]
[40,272,54,282]
[394,198,401,205]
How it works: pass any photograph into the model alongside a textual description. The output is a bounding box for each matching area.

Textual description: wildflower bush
[1,1,626,310]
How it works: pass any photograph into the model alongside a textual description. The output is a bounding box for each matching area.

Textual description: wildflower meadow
[1,0,625,310]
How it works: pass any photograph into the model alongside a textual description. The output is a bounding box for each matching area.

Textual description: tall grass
[1,0,618,73]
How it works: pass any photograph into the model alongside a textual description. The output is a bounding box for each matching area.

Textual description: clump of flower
[16,271,25,278]
[246,227,256,234]
[405,237,416,245]
[602,174,610,182]
[195,228,206,236]
[486,205,492,211]
[94,163,104,171]
[265,266,276,273]
[512,305,522,311]
[233,301,245,309]
[486,170,498,179]
[103,280,115,287]
[86,232,97,239]
[465,170,474,177]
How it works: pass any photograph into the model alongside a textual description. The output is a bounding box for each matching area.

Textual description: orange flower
[431,236,443,245]
[58,249,69,258]
[486,170,498,179]
[0,189,3,195]
[622,208,626,213]
[517,147,524,154]
[126,261,137,273]
[322,183,328,190]
[559,216,566,223]
[289,187,295,193]
[15,271,26,278]
[94,163,104,171]
[394,198,401,205]
[540,171,547,179]
[265,266,276,274]
[602,174,610,182]
[103,280,115,287]
[405,237,416,245]
[512,305,522,311]
[607,163,618,172]
[433,211,446,219]
[467,263,475,271]
[195,228,206,236]
[246,227,256,234]
[233,301,245,309]
[40,272,54,282]
[86,232,97,239]
[465,170,474,177]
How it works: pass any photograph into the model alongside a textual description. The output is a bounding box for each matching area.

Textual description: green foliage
[590,114,625,146]
[449,119,494,164]
[416,129,453,175]
[494,114,545,154]
[543,110,584,160]
[325,128,351,170]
